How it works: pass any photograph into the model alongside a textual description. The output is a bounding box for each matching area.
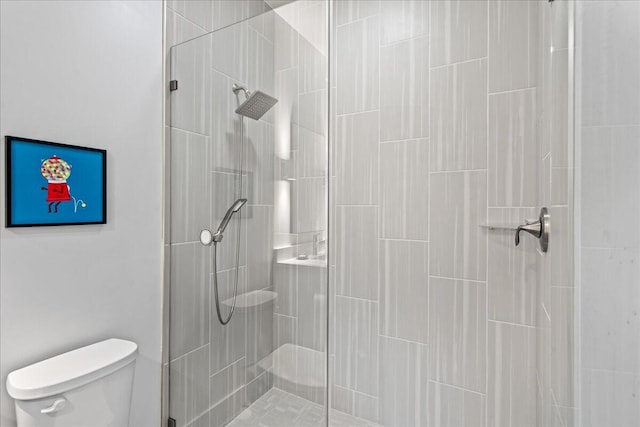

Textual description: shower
[166,1,585,425]
[201,83,278,326]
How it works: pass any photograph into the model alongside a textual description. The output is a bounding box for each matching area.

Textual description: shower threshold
[227,388,381,427]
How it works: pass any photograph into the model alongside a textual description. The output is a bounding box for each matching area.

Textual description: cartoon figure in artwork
[40,155,73,213]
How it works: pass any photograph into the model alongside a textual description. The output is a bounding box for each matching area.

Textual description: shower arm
[232,84,251,99]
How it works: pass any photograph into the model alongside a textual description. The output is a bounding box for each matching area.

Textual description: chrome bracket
[200,229,214,246]
[515,207,550,252]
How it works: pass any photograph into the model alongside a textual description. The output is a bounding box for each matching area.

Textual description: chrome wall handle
[515,207,550,252]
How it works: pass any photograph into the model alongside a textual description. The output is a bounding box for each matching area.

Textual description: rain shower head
[233,85,278,120]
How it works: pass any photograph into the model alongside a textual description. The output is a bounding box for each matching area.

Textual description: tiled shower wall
[165,2,277,426]
[330,1,552,425]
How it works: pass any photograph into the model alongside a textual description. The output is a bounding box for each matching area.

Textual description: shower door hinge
[169,80,178,91]
[168,417,177,427]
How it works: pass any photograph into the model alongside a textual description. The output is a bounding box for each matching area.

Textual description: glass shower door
[167,2,329,426]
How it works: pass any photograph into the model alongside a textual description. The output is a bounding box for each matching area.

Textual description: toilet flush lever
[41,398,66,414]
[515,207,550,252]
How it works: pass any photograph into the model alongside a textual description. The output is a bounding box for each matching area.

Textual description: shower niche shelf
[277,256,326,268]
[222,289,277,309]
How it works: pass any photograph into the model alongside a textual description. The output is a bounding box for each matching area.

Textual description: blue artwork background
[9,139,105,225]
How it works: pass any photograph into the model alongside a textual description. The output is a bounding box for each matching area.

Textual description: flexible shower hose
[212,111,245,326]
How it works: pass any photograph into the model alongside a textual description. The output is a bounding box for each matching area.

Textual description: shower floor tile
[227,388,381,427]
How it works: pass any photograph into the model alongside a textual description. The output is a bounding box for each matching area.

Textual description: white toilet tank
[6,338,138,427]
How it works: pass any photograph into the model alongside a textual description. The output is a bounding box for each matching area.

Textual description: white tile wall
[379,139,429,240]
[378,336,428,426]
[248,26,275,100]
[210,358,246,407]
[171,34,211,136]
[336,112,379,205]
[487,322,536,426]
[211,23,248,83]
[336,206,379,300]
[379,240,428,343]
[246,206,274,292]
[167,0,214,32]
[170,345,211,425]
[336,16,380,115]
[335,0,379,27]
[550,51,569,169]
[379,0,429,46]
[170,243,211,358]
[379,36,429,142]
[209,268,247,374]
[210,71,245,171]
[297,266,327,351]
[334,296,379,396]
[332,1,550,425]
[171,129,211,244]
[430,59,488,171]
[488,89,537,207]
[429,171,487,281]
[212,1,266,31]
[428,381,486,427]
[488,0,538,93]
[429,277,487,393]
[430,0,488,67]
[551,286,574,407]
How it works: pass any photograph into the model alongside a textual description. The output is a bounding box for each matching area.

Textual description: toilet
[6,338,138,427]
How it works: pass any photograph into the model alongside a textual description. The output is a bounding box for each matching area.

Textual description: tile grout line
[488,319,537,330]
[167,6,210,35]
[430,56,489,71]
[428,379,487,397]
[429,274,487,284]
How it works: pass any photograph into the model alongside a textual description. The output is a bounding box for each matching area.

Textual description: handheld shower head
[230,198,247,213]
[213,198,248,242]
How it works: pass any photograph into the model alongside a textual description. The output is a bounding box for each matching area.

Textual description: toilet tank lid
[6,338,138,400]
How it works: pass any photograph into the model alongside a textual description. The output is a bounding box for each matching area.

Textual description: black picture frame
[5,135,107,227]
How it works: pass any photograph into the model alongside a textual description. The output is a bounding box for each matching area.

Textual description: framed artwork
[5,136,107,227]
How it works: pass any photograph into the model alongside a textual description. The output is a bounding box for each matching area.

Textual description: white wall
[577,1,640,425]
[0,1,163,426]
